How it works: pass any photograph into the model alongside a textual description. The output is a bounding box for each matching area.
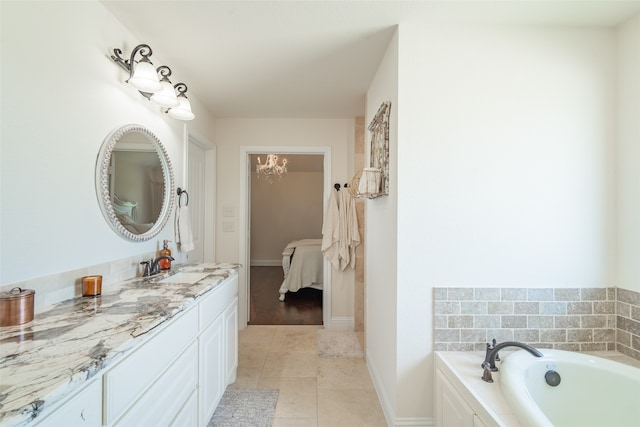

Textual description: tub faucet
[481,340,543,383]
[140,256,175,277]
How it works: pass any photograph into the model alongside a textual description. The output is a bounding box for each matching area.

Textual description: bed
[279,239,323,301]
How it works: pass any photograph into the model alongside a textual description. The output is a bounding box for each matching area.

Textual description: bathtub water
[499,349,640,427]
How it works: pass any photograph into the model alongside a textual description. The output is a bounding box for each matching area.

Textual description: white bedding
[279,240,323,301]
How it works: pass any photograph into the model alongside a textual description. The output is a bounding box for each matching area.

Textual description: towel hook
[177,187,189,207]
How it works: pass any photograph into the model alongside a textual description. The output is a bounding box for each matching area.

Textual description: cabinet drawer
[114,342,198,427]
[199,275,238,329]
[35,378,102,427]
[171,389,198,427]
[104,307,198,424]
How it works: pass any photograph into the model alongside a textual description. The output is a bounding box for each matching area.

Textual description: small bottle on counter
[159,240,172,270]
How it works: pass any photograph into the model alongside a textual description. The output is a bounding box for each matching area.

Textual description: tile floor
[231,325,388,427]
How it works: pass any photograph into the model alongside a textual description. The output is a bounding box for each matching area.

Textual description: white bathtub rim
[499,349,640,427]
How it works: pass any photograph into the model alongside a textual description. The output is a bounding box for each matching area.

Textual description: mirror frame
[95,124,175,242]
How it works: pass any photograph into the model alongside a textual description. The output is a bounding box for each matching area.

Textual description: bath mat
[317,329,364,358]
[208,388,279,427]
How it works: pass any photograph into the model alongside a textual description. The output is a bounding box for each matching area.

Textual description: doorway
[249,153,324,325]
[186,130,216,263]
[238,146,332,329]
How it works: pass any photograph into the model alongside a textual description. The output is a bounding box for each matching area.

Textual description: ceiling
[101,1,640,119]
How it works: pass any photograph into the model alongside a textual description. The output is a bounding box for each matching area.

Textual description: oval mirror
[95,124,175,241]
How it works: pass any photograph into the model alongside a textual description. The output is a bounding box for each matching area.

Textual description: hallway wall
[213,118,355,327]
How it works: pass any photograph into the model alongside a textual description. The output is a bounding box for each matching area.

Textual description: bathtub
[499,349,640,427]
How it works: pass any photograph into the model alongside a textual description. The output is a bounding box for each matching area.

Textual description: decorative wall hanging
[350,101,391,199]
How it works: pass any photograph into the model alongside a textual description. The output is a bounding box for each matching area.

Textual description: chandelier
[256,154,288,183]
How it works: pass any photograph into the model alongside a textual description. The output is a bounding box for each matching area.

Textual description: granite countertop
[0,263,240,427]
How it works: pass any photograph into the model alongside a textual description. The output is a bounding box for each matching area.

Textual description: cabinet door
[35,378,102,427]
[104,307,198,425]
[114,342,198,427]
[224,297,238,385]
[436,370,475,427]
[170,390,198,427]
[199,314,225,426]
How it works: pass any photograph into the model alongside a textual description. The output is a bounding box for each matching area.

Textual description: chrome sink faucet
[140,256,175,277]
[481,340,543,383]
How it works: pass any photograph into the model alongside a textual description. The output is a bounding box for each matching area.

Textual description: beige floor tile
[317,358,374,390]
[262,350,319,377]
[229,366,262,389]
[258,377,318,419]
[272,418,318,427]
[271,326,320,352]
[238,343,270,368]
[239,325,277,345]
[317,388,386,427]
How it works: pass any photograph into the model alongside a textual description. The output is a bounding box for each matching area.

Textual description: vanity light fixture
[166,83,195,120]
[256,154,288,183]
[110,43,195,120]
[150,66,180,108]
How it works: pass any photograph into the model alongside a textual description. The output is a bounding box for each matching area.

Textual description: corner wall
[617,13,640,294]
[365,27,400,424]
[372,23,617,424]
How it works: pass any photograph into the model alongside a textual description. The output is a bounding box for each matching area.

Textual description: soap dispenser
[159,240,172,270]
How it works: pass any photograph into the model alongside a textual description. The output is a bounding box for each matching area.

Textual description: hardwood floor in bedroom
[250,266,323,325]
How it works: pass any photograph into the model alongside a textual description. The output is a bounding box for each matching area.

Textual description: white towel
[346,192,360,270]
[322,189,360,271]
[338,189,351,270]
[174,205,194,252]
[321,190,341,270]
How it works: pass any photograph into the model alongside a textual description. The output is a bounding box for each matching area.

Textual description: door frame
[185,128,216,262]
[239,145,332,328]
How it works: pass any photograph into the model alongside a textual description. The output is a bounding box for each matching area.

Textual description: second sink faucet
[140,256,175,277]
[481,340,543,383]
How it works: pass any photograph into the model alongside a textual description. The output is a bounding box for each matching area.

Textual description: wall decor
[362,101,391,198]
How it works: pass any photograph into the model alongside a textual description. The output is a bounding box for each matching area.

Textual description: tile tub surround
[617,287,640,360]
[434,287,617,352]
[0,264,239,427]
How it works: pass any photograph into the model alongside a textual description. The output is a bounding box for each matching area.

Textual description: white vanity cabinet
[104,307,199,425]
[197,275,239,426]
[29,272,239,427]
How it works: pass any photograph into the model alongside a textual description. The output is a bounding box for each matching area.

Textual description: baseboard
[325,316,354,329]
[394,417,435,426]
[366,356,394,425]
[250,259,281,267]
[366,356,435,427]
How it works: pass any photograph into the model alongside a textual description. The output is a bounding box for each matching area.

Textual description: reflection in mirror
[96,124,174,241]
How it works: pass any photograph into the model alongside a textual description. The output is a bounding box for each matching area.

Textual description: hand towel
[174,205,194,253]
[321,190,341,270]
[338,189,351,270]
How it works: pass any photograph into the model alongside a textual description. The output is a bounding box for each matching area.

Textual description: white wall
[366,23,618,423]
[617,13,640,293]
[251,169,324,264]
[364,28,400,424]
[0,1,213,286]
